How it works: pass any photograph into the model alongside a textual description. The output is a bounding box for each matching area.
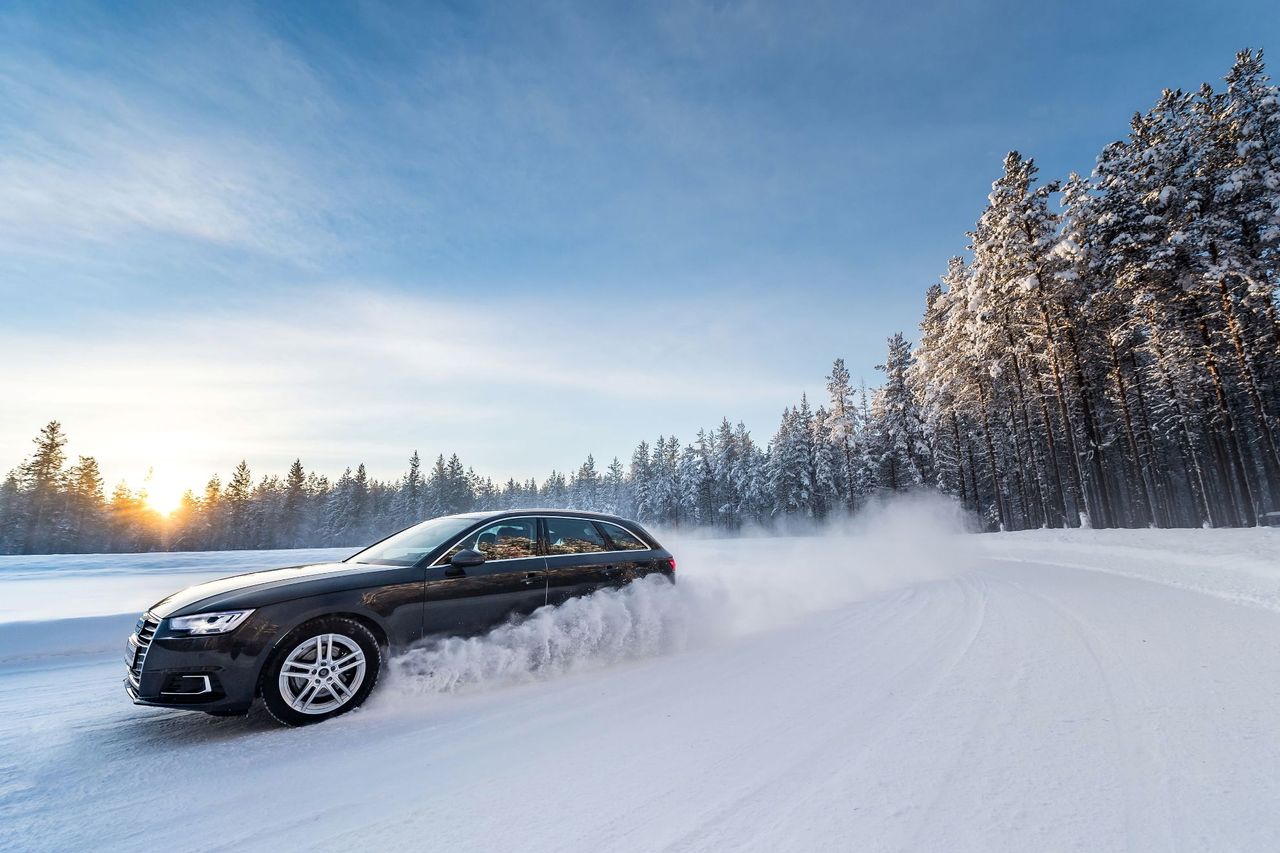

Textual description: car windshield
[346,516,476,566]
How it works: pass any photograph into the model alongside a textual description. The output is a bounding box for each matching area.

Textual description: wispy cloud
[0,14,336,264]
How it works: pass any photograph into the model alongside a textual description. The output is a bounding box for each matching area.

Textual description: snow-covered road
[3,517,1279,852]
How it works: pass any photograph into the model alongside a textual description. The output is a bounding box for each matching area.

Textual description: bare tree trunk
[965,438,982,519]
[1217,277,1280,503]
[1198,317,1257,525]
[1147,308,1215,526]
[1127,351,1173,527]
[1004,401,1031,529]
[973,373,1008,531]
[949,412,970,510]
[1033,372,1069,527]
[1108,338,1156,526]
[1002,323,1048,527]
[1039,301,1088,526]
[1062,317,1117,526]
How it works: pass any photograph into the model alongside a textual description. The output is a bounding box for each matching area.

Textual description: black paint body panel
[125,510,673,715]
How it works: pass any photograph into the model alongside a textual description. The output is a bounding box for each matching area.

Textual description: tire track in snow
[651,576,994,853]
[601,584,948,853]
[998,567,1177,851]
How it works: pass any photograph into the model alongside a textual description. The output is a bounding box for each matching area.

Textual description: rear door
[422,518,547,636]
[542,516,615,605]
[595,520,661,585]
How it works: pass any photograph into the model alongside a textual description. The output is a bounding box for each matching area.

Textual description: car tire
[261,617,382,727]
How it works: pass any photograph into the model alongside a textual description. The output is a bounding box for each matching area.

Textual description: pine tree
[0,471,24,553]
[20,421,68,553]
[870,333,930,491]
[812,405,842,518]
[825,360,859,510]
[676,441,706,526]
[395,452,423,526]
[600,457,625,515]
[768,407,811,517]
[64,455,105,551]
[710,418,740,526]
[223,461,253,548]
[572,454,600,510]
[278,459,306,545]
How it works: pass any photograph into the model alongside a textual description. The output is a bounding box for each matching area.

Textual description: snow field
[2,501,1279,851]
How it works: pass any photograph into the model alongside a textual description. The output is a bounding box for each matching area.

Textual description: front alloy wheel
[262,617,381,726]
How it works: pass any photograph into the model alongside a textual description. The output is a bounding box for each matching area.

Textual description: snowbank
[0,546,355,625]
[0,613,138,667]
[983,525,1280,612]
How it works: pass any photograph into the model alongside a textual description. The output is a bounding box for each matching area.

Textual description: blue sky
[1,0,1275,507]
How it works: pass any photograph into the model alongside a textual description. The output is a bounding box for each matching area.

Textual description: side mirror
[450,548,486,568]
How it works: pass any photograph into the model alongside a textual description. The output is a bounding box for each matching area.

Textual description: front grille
[126,614,160,688]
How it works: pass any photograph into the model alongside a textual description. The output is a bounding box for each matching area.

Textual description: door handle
[523,572,544,585]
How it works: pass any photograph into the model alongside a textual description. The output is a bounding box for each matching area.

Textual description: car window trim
[540,515,652,558]
[594,519,649,552]
[430,515,543,566]
[432,514,655,566]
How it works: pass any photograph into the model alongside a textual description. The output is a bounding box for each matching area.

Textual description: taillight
[666,556,676,572]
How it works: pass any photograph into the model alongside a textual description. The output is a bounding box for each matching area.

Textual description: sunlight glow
[142,471,186,516]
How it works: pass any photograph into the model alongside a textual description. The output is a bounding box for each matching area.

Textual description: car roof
[440,509,661,549]
[450,508,635,524]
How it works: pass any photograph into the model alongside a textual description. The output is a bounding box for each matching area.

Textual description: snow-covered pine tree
[19,421,68,554]
[629,440,653,522]
[63,455,105,552]
[811,405,842,519]
[767,407,811,518]
[825,359,860,510]
[571,454,600,510]
[676,441,705,526]
[394,452,423,527]
[708,418,738,526]
[870,333,930,492]
[602,457,627,515]
[731,422,768,525]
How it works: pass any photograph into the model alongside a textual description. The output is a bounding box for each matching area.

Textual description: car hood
[148,562,361,618]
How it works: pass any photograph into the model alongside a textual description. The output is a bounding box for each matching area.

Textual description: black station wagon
[125,510,675,725]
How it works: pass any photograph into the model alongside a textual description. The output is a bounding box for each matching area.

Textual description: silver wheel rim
[277,633,367,715]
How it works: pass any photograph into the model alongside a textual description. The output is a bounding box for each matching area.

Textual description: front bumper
[125,617,274,715]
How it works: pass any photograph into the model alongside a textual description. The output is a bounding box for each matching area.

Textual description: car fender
[250,591,395,687]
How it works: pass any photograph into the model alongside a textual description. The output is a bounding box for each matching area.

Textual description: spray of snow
[386,492,976,698]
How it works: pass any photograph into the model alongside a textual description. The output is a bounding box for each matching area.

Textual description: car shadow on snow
[116,703,283,747]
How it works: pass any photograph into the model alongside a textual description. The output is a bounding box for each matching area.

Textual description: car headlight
[167,610,255,635]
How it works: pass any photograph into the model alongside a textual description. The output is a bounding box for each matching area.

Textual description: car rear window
[598,521,648,551]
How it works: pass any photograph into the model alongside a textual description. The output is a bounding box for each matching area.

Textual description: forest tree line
[913,48,1280,530]
[0,384,885,555]
[1,49,1277,555]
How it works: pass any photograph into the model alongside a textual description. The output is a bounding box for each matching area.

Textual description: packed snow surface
[2,499,1279,852]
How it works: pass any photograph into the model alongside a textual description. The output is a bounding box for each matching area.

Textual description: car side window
[439,519,538,563]
[544,518,607,555]
[598,521,647,551]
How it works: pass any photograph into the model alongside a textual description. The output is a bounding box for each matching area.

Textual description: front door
[423,518,547,637]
